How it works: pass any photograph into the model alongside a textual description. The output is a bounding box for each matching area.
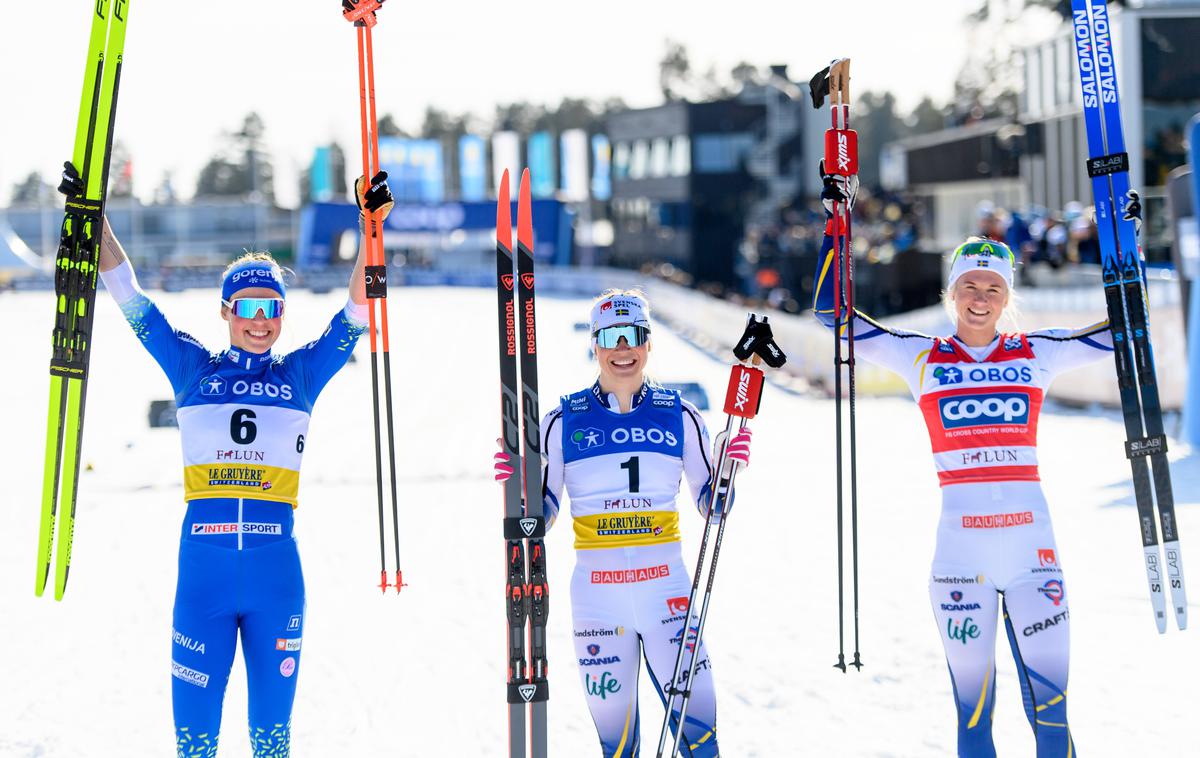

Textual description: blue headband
[221,262,285,302]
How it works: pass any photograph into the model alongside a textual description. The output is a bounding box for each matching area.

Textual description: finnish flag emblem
[519,518,537,537]
[518,684,537,702]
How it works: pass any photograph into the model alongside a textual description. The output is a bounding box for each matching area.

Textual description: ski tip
[496,171,511,246]
[517,170,533,250]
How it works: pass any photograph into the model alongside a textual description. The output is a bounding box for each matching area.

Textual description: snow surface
[1,287,1197,757]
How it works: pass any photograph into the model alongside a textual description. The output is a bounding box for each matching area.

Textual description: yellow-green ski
[37,0,132,600]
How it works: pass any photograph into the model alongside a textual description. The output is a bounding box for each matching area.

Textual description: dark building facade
[606,95,799,289]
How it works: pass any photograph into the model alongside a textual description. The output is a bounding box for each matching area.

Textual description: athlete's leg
[240,539,306,758]
[574,618,644,757]
[930,572,1001,758]
[172,542,238,758]
[641,593,719,758]
[1002,574,1076,757]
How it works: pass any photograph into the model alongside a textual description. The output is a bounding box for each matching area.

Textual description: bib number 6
[230,408,258,445]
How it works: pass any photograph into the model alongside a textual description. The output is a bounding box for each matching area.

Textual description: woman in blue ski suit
[63,164,393,757]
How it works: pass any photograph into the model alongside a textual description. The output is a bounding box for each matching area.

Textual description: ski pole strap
[732,314,787,368]
[342,0,383,26]
[1087,152,1130,178]
[1126,434,1168,459]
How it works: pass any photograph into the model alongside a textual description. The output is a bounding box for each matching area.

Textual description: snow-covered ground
[1,287,1197,757]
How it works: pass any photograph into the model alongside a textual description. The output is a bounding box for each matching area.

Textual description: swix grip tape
[723,365,764,419]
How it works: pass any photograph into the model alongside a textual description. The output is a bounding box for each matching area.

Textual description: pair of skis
[655,316,786,758]
[810,59,865,669]
[36,0,131,601]
[343,0,404,593]
[496,169,550,757]
[1070,0,1187,633]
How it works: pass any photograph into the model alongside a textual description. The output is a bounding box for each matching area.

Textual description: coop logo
[932,367,963,386]
[1039,579,1065,607]
[938,393,1029,429]
[200,376,227,396]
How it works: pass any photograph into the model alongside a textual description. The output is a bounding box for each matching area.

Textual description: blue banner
[458,135,487,202]
[378,137,445,202]
[591,134,612,201]
[309,147,334,202]
[528,132,556,198]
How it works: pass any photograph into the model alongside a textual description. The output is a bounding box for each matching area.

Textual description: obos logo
[610,427,677,447]
[932,367,962,386]
[200,376,227,396]
[939,393,1029,429]
[572,427,605,450]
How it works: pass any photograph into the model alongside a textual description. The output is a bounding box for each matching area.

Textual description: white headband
[947,240,1014,291]
[590,293,650,333]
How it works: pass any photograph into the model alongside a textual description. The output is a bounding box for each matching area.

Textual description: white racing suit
[542,382,719,758]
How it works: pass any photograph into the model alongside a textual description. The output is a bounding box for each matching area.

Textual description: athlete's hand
[494,438,514,483]
[819,160,858,216]
[58,161,84,199]
[356,171,394,236]
[713,427,752,478]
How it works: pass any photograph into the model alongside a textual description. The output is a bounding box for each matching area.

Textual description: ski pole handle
[723,363,764,419]
[342,0,383,26]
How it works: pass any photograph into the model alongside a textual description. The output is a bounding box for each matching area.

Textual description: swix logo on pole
[824,129,859,176]
[723,365,764,419]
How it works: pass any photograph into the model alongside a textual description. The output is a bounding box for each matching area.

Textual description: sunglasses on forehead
[594,324,650,349]
[223,297,285,320]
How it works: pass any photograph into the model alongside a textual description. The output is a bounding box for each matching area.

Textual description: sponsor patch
[275,637,302,652]
[590,564,669,584]
[1038,579,1065,606]
[279,656,296,678]
[938,393,1030,429]
[962,511,1034,529]
[172,661,210,688]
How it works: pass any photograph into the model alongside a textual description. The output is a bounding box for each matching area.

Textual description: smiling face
[221,286,283,353]
[951,270,1008,336]
[595,330,650,387]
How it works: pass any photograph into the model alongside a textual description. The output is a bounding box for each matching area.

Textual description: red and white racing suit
[814,241,1113,757]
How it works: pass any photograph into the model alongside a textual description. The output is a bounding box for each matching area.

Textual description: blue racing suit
[101,262,365,757]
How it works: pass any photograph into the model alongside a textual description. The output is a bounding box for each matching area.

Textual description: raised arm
[349,171,394,306]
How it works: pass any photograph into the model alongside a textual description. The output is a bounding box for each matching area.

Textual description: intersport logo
[938,393,1029,429]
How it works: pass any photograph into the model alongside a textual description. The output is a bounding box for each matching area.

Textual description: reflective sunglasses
[223,297,285,319]
[951,239,1015,265]
[594,324,650,349]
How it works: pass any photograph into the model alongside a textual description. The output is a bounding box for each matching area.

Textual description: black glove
[732,314,787,368]
[58,161,85,198]
[1122,189,1142,234]
[819,160,858,217]
[355,170,394,235]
